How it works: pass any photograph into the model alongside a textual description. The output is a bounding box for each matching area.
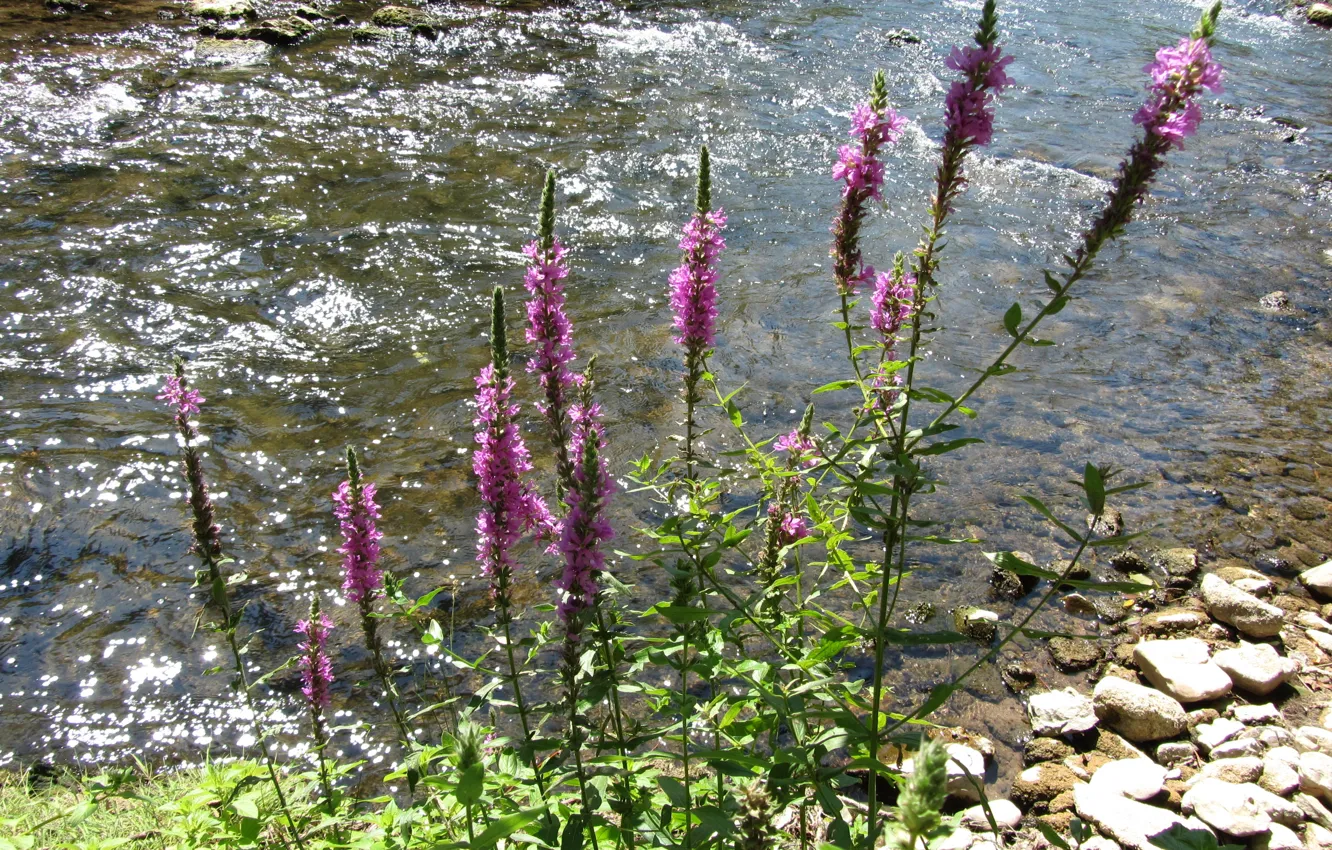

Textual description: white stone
[1089,758,1168,800]
[1201,573,1286,638]
[1190,756,1263,785]
[1028,688,1099,737]
[1235,576,1275,597]
[944,743,986,801]
[1213,643,1299,696]
[1321,704,1332,733]
[1261,756,1303,796]
[190,0,254,18]
[1093,677,1188,742]
[1211,738,1265,760]
[1294,792,1332,829]
[1305,822,1332,848]
[1306,629,1332,656]
[1074,782,1198,850]
[1193,717,1245,754]
[936,827,973,850]
[1156,741,1199,768]
[1181,779,1272,836]
[1296,726,1332,756]
[1299,561,1332,598]
[1134,639,1234,703]
[1080,839,1120,850]
[1254,822,1302,850]
[1229,702,1282,724]
[959,799,1022,831]
[1297,610,1332,632]
[1301,750,1332,800]
[1250,726,1297,750]
[1269,746,1301,766]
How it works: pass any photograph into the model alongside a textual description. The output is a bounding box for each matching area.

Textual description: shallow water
[1,0,1331,785]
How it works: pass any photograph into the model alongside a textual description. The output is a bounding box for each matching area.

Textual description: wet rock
[953,607,998,643]
[1133,639,1233,703]
[246,17,312,45]
[1257,554,1296,575]
[1181,779,1286,836]
[191,0,254,19]
[1024,737,1075,766]
[1011,763,1080,811]
[1308,4,1332,27]
[372,4,434,28]
[1190,756,1263,785]
[1074,783,1199,850]
[1228,702,1281,725]
[1028,688,1099,737]
[1254,823,1302,850]
[1299,750,1332,800]
[1110,548,1151,573]
[1001,659,1036,692]
[1049,637,1104,673]
[1192,717,1244,754]
[1093,676,1187,742]
[1212,642,1298,696]
[1141,609,1209,635]
[1260,290,1291,310]
[1088,758,1166,800]
[1156,742,1199,768]
[883,28,921,44]
[294,5,325,20]
[990,563,1036,601]
[1155,548,1200,580]
[1094,597,1130,624]
[1200,573,1285,638]
[194,37,270,64]
[959,799,1022,831]
[1061,592,1099,615]
[1088,508,1124,538]
[1299,560,1332,599]
[351,24,392,41]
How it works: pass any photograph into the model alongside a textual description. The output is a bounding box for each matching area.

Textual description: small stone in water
[1260,290,1290,310]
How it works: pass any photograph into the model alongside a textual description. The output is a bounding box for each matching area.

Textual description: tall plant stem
[497,595,552,808]
[359,601,413,748]
[564,637,603,850]
[593,603,636,850]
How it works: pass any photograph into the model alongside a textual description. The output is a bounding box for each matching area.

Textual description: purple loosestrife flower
[669,209,727,350]
[555,396,615,628]
[157,375,204,418]
[1132,37,1223,149]
[333,479,384,605]
[773,430,819,468]
[831,71,907,297]
[524,238,578,409]
[296,611,335,711]
[158,368,222,561]
[943,44,1014,147]
[473,363,555,587]
[870,267,916,341]
[772,504,810,546]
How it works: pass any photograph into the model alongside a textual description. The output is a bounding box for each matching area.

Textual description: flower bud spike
[975,0,999,48]
[539,169,557,255]
[798,403,815,439]
[582,354,597,402]
[1193,1,1222,45]
[870,70,888,114]
[490,285,508,381]
[345,446,361,492]
[694,144,711,218]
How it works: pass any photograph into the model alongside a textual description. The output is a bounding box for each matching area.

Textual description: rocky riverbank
[912,555,1332,850]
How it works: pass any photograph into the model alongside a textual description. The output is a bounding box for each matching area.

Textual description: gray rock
[194,37,270,65]
[1097,730,1147,761]
[1089,758,1167,800]
[1093,676,1188,742]
[1155,548,1200,579]
[1074,783,1199,850]
[1299,561,1332,598]
[1193,717,1245,754]
[1294,792,1332,829]
[1029,688,1099,737]
[1243,725,1296,751]
[1297,610,1332,632]
[1253,822,1302,850]
[1191,756,1263,785]
[1181,779,1273,836]
[959,799,1022,831]
[351,24,393,41]
[1210,738,1265,760]
[1228,702,1282,725]
[1025,737,1076,765]
[1261,290,1291,310]
[1049,637,1105,673]
[1213,642,1298,696]
[1307,629,1332,656]
[191,0,254,19]
[1300,750,1332,800]
[1141,609,1209,635]
[954,607,999,643]
[1234,577,1274,597]
[372,5,434,28]
[1089,509,1125,538]
[1260,756,1302,796]
[1321,704,1332,732]
[1296,726,1332,756]
[1156,741,1199,768]
[1134,639,1233,703]
[1201,574,1285,638]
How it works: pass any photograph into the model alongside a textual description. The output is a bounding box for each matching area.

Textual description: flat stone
[1049,637,1104,673]
[1302,560,1332,597]
[945,743,986,801]
[1234,577,1275,597]
[1093,676,1188,742]
[371,4,434,28]
[1074,782,1199,850]
[1306,822,1332,847]
[1134,639,1234,703]
[936,828,973,850]
[1089,758,1167,800]
[959,799,1022,831]
[1201,573,1285,638]
[1242,725,1296,750]
[1297,610,1332,632]
[1012,763,1080,811]
[1181,779,1272,836]
[1029,688,1099,737]
[1300,750,1332,800]
[1211,738,1264,760]
[1296,726,1332,756]
[1294,792,1332,829]
[194,36,270,65]
[1260,757,1302,796]
[1156,741,1199,768]
[1228,702,1282,725]
[1097,730,1146,761]
[1156,548,1200,579]
[1193,717,1245,754]
[1306,629,1332,656]
[1213,642,1299,696]
[1141,609,1209,635]
[1191,756,1263,785]
[1025,737,1075,765]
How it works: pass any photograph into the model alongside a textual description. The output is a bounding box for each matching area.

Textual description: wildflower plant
[139,4,1230,849]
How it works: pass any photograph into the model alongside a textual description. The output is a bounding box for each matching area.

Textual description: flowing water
[1,0,1331,787]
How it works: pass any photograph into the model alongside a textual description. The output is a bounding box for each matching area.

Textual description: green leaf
[1035,820,1071,850]
[723,398,743,429]
[473,810,543,849]
[456,762,484,806]
[813,379,858,394]
[984,551,1058,580]
[1018,494,1084,543]
[915,682,956,718]
[916,437,983,457]
[230,794,259,821]
[651,604,719,624]
[1148,823,1245,850]
[658,776,689,809]
[67,800,98,826]
[1003,302,1022,338]
[1046,295,1070,315]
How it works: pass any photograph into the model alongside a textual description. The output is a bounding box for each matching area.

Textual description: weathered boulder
[1093,676,1187,742]
[1212,642,1297,696]
[1133,639,1232,703]
[1155,548,1200,580]
[1300,561,1332,598]
[1200,573,1284,638]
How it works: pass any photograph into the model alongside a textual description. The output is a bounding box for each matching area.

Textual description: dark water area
[1,0,1331,788]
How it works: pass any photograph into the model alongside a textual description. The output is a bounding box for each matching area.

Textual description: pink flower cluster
[473,364,554,581]
[670,210,727,350]
[870,268,916,340]
[1132,38,1223,149]
[555,401,615,626]
[334,479,384,605]
[774,429,819,468]
[156,375,203,418]
[296,612,334,711]
[833,104,907,202]
[768,502,810,546]
[523,238,581,417]
[943,44,1014,147]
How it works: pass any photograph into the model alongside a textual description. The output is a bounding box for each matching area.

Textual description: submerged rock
[1308,4,1332,27]
[953,607,998,643]
[372,5,435,28]
[194,37,270,65]
[1049,637,1104,673]
[1260,290,1291,310]
[246,17,312,45]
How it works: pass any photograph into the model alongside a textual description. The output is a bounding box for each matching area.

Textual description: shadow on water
[0,0,1330,789]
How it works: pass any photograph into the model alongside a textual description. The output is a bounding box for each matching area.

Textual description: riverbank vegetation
[4,2,1231,848]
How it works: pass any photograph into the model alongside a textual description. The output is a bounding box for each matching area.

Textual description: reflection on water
[0,0,1330,785]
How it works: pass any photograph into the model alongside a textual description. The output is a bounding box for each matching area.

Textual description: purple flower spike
[473,363,556,586]
[777,511,810,546]
[669,209,727,351]
[943,43,1014,148]
[296,611,334,711]
[1133,37,1223,149]
[773,430,819,468]
[334,479,384,605]
[870,268,916,340]
[524,237,581,423]
[157,375,205,418]
[555,398,615,627]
